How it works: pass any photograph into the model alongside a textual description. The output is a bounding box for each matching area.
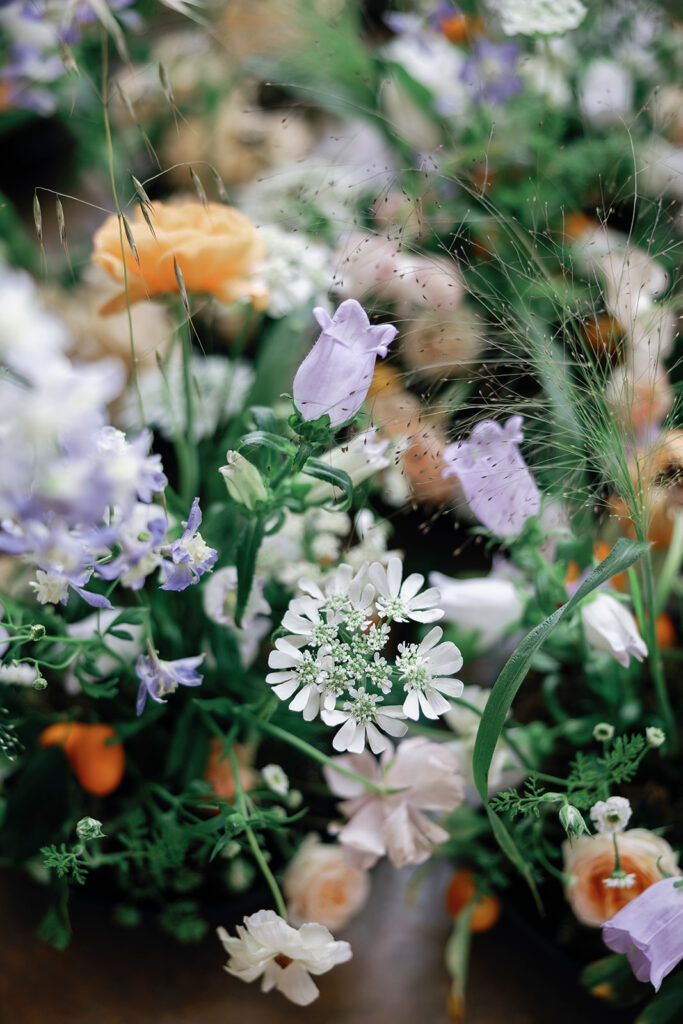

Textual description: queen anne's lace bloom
[266,560,462,752]
[396,627,463,720]
[369,557,442,624]
[495,0,587,38]
[217,910,352,1006]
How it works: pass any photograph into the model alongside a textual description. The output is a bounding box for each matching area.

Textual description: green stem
[228,747,288,921]
[100,29,144,425]
[179,308,198,507]
[640,547,677,749]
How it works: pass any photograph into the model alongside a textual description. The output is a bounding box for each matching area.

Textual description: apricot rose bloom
[283,834,370,932]
[92,201,268,314]
[562,829,680,928]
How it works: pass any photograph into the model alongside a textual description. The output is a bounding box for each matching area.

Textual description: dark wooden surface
[0,860,633,1024]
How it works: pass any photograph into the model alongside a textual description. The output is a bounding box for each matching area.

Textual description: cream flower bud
[580,592,647,668]
[560,804,589,841]
[593,722,615,742]
[219,451,269,510]
[76,817,105,841]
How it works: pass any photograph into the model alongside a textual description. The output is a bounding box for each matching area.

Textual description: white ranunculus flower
[495,0,586,37]
[579,59,634,129]
[580,592,648,668]
[429,572,524,652]
[217,909,352,1006]
[283,834,370,931]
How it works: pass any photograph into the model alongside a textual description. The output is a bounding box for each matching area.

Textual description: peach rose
[92,201,268,314]
[563,828,680,927]
[283,834,370,932]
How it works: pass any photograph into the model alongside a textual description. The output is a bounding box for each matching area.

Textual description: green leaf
[239,430,297,458]
[301,458,354,511]
[472,538,648,893]
[234,517,266,628]
[637,972,683,1023]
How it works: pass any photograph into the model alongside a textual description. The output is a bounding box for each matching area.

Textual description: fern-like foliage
[40,843,89,884]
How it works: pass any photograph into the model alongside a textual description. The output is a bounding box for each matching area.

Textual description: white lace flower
[267,639,335,720]
[591,796,632,835]
[495,0,586,37]
[369,557,442,624]
[281,595,342,649]
[217,909,352,1006]
[322,687,407,755]
[395,627,463,720]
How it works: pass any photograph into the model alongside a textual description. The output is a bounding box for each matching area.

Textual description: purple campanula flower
[293,300,397,428]
[602,877,683,991]
[135,648,205,715]
[159,497,217,592]
[442,415,540,536]
[461,40,522,104]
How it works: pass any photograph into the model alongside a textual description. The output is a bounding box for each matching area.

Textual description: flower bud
[646,726,665,748]
[32,674,47,691]
[76,816,105,841]
[219,451,269,511]
[559,803,589,841]
[30,624,46,641]
[593,722,615,742]
[293,300,397,428]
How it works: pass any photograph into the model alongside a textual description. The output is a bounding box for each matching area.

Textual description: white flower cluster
[117,354,254,443]
[255,224,333,318]
[267,558,463,754]
[494,0,587,37]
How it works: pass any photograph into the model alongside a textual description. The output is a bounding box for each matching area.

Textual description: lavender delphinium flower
[293,300,397,428]
[159,498,217,591]
[442,416,540,536]
[0,264,169,607]
[135,648,205,715]
[602,877,683,990]
[461,40,522,105]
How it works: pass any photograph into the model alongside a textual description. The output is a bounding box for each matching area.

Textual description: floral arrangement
[1,0,682,1020]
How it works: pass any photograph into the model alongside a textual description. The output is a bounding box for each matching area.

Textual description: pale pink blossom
[324,737,464,869]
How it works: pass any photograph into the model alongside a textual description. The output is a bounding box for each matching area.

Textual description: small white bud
[646,726,665,748]
[593,722,615,742]
[76,817,105,841]
[559,804,589,840]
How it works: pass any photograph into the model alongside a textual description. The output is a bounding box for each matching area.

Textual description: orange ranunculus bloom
[562,829,680,928]
[92,200,268,314]
[204,738,258,802]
